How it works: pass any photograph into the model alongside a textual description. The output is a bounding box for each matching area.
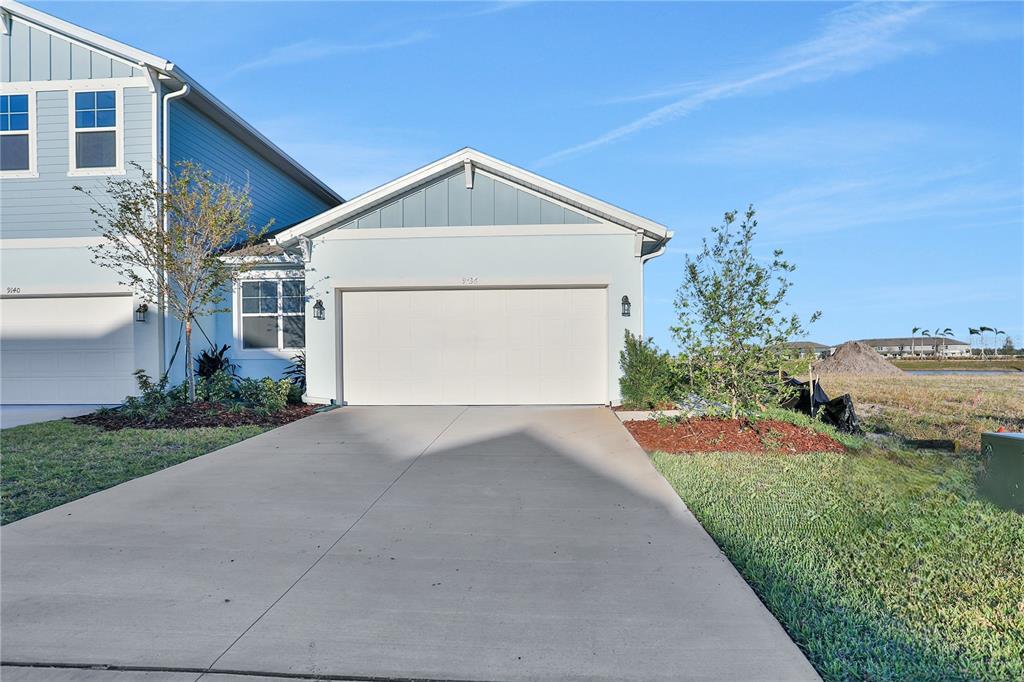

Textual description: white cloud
[537,3,1013,166]
[227,32,432,77]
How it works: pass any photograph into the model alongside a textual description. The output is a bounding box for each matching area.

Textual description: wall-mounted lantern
[620,295,631,317]
[313,299,326,320]
[134,303,148,323]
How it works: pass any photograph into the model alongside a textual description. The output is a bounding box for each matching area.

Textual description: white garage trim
[337,286,608,406]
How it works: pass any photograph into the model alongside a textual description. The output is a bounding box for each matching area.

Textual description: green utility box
[980,432,1024,512]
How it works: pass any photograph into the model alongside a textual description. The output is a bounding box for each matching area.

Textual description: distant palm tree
[921,330,932,356]
[968,327,980,356]
[980,326,995,356]
[995,329,1006,356]
[939,328,954,356]
[911,326,921,356]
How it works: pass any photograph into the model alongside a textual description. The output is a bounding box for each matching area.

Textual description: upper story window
[72,90,119,172]
[0,94,33,176]
[240,280,305,350]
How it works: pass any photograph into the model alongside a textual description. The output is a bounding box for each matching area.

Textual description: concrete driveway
[1,406,817,681]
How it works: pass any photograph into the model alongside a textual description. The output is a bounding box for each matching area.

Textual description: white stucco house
[0,1,672,407]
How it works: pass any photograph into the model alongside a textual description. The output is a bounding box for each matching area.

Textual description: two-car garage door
[0,295,137,404]
[341,288,607,405]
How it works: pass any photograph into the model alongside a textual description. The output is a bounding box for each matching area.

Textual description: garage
[0,295,137,404]
[341,288,608,405]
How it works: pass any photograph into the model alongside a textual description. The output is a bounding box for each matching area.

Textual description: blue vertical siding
[332,169,599,230]
[168,99,332,230]
[0,87,153,239]
[0,20,144,82]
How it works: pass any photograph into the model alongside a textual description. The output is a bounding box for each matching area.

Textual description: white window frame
[236,275,306,354]
[67,84,125,177]
[0,89,37,179]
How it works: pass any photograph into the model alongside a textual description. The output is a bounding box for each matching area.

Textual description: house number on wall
[461,276,479,285]
[5,287,21,294]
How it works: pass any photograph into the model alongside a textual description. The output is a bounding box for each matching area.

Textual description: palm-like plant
[968,327,980,356]
[921,329,932,356]
[995,329,1006,356]
[939,327,954,356]
[980,326,995,356]
[911,326,921,356]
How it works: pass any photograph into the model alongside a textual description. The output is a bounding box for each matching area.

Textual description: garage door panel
[342,288,606,405]
[1,296,135,404]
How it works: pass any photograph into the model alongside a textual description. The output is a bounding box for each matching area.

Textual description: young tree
[75,161,269,401]
[672,206,819,418]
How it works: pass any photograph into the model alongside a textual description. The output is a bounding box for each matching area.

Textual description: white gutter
[637,232,673,336]
[157,81,190,375]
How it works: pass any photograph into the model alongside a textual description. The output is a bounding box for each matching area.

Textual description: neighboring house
[0,0,342,404]
[858,337,971,357]
[782,341,833,359]
[0,2,672,407]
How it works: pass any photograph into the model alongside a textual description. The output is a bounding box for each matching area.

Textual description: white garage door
[0,295,136,404]
[342,288,607,405]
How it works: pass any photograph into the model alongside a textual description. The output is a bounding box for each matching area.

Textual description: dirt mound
[625,418,845,454]
[814,341,903,376]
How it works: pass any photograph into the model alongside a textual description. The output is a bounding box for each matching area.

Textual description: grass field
[893,358,1024,371]
[0,421,268,524]
[653,448,1024,681]
[819,373,1023,450]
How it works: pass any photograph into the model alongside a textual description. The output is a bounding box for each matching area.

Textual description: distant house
[781,341,833,359]
[858,337,971,357]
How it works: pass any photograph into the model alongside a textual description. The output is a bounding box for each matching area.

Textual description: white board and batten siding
[341,288,608,405]
[0,294,137,404]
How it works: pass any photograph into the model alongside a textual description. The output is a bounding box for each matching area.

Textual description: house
[0,0,343,404]
[781,341,833,359]
[0,1,672,407]
[857,337,971,357]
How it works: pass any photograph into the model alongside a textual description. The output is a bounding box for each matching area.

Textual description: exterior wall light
[621,295,631,317]
[313,299,326,320]
[134,303,148,323]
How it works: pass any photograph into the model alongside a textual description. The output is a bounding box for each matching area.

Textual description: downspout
[637,231,672,337]
[158,80,190,376]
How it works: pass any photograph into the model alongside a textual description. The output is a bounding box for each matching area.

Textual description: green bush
[619,331,676,410]
[121,370,180,424]
[196,370,236,403]
[237,377,291,415]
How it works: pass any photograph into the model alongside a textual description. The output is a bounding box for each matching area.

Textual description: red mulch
[624,418,845,454]
[73,402,317,431]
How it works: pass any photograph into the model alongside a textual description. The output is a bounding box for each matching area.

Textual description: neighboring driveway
[1,406,817,681]
[0,405,110,429]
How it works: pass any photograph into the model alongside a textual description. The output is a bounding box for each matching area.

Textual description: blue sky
[43,1,1024,350]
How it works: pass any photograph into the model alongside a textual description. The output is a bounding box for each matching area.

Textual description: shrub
[283,352,306,392]
[196,344,237,379]
[196,369,236,403]
[619,331,675,410]
[121,370,179,423]
[237,377,291,415]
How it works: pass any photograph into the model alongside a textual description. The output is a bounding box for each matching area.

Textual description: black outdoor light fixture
[134,303,148,323]
[313,299,326,320]
[621,295,631,317]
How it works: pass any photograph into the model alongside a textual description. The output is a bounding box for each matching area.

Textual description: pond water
[904,370,1021,376]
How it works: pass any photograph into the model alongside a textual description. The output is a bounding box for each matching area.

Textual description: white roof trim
[271,148,673,247]
[0,0,342,207]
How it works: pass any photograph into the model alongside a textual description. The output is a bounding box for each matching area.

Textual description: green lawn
[1,420,268,525]
[652,448,1024,681]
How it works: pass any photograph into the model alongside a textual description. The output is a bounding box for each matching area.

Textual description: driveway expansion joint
[1,661,503,682]
[196,406,470,681]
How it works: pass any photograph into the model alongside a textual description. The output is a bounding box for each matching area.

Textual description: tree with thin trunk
[994,329,1006,356]
[74,160,269,401]
[980,326,994,356]
[672,205,819,418]
[911,327,921,356]
[968,327,980,356]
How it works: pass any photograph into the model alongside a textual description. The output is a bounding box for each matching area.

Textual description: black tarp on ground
[781,377,861,434]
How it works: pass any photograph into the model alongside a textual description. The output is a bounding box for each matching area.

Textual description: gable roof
[271,148,672,247]
[0,0,343,207]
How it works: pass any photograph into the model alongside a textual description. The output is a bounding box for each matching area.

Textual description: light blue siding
[168,99,332,230]
[1,20,144,82]
[0,87,153,239]
[334,169,598,231]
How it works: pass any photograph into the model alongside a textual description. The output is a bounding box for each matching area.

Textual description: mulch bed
[625,418,846,454]
[73,402,317,431]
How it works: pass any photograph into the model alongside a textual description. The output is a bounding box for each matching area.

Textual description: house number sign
[461,276,479,285]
